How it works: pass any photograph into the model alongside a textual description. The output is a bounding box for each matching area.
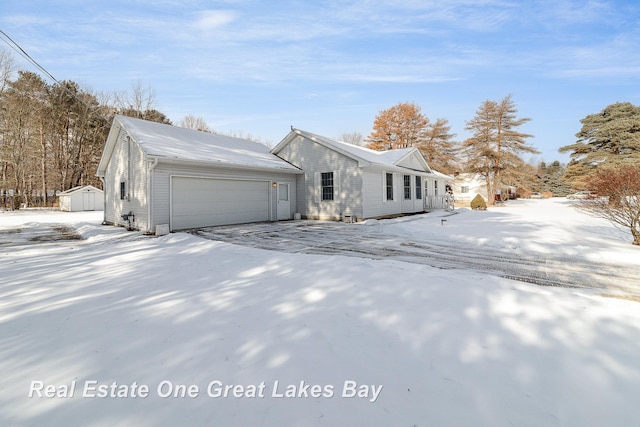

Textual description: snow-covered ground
[1,199,639,426]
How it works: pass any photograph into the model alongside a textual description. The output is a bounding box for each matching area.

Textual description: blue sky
[1,0,640,163]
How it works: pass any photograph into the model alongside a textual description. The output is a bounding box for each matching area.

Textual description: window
[434,180,439,196]
[404,175,411,200]
[461,186,469,194]
[415,176,422,199]
[120,182,126,200]
[321,172,334,201]
[278,183,289,201]
[386,173,394,201]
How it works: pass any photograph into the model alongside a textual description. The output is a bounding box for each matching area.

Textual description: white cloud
[192,10,236,31]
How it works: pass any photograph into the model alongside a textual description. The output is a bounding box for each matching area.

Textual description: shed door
[82,192,95,211]
[171,177,270,230]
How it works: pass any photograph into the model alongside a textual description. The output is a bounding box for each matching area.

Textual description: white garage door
[171,177,270,230]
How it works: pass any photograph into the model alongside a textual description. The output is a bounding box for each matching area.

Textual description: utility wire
[0,28,113,123]
[0,29,61,86]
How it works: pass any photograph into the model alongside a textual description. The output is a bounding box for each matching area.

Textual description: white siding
[103,135,149,230]
[59,188,104,212]
[362,169,402,218]
[276,135,362,220]
[397,152,427,171]
[151,162,297,230]
[452,174,488,202]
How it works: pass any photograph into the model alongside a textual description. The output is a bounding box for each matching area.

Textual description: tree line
[2,43,638,229]
[0,49,172,209]
[362,96,540,205]
[363,98,640,244]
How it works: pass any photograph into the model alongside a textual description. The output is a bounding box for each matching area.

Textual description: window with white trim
[434,180,439,196]
[415,176,422,199]
[120,182,126,200]
[321,172,334,201]
[403,175,411,200]
[386,173,394,201]
[461,186,469,194]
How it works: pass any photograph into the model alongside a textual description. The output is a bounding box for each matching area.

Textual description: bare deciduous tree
[339,131,363,146]
[580,164,640,245]
[180,114,212,132]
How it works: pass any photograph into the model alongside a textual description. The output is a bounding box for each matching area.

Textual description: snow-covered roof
[99,116,301,174]
[272,128,449,177]
[59,185,103,195]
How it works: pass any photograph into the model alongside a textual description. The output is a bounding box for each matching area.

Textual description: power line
[0,29,61,86]
[0,28,113,123]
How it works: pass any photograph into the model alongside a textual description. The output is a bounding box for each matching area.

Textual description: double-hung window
[321,172,334,201]
[403,175,411,200]
[415,176,422,199]
[386,173,394,201]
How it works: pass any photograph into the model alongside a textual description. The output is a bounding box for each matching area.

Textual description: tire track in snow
[192,224,640,297]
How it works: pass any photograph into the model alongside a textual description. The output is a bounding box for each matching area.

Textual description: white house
[452,173,488,203]
[96,115,302,233]
[96,117,453,232]
[452,173,517,204]
[58,185,104,211]
[271,128,452,221]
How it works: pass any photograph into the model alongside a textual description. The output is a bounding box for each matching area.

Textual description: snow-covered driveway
[2,202,640,426]
[192,199,640,298]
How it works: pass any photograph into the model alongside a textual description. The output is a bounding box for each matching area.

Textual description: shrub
[470,194,487,210]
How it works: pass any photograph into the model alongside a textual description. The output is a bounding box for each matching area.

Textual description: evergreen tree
[417,118,458,175]
[559,102,640,188]
[462,95,538,204]
[538,161,572,196]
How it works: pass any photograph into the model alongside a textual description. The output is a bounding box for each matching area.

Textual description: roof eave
[155,156,303,174]
[96,117,124,177]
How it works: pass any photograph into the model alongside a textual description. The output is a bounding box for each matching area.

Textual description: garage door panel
[171,177,270,230]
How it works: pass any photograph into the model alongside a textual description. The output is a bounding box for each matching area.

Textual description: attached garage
[171,177,270,230]
[97,115,302,233]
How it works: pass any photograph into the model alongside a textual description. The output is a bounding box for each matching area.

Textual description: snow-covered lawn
[1,199,639,426]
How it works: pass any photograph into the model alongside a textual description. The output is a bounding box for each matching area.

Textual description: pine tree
[538,161,572,196]
[416,118,458,175]
[462,95,538,204]
[559,102,640,187]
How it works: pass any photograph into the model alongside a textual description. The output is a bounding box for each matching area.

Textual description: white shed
[59,185,104,211]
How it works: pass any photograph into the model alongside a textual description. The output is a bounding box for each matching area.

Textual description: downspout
[147,156,159,234]
[99,177,106,225]
[126,135,131,201]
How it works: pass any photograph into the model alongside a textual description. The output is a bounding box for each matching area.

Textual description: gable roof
[97,116,301,176]
[272,128,452,178]
[59,185,103,195]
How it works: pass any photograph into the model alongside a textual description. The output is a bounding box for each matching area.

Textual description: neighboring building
[271,128,452,221]
[96,115,302,233]
[452,173,488,203]
[452,173,516,204]
[58,185,104,212]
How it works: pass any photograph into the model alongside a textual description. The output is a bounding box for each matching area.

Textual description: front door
[277,183,291,220]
